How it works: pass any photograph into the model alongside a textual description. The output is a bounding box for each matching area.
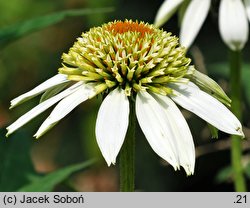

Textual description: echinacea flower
[6,20,244,175]
[154,0,249,50]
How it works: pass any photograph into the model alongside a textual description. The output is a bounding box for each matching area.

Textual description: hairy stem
[119,100,135,192]
[229,50,246,192]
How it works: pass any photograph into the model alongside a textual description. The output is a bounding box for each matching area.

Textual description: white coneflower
[154,0,249,50]
[6,20,244,175]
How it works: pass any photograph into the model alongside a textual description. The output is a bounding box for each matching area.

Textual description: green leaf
[0,7,114,48]
[241,65,250,106]
[0,129,35,191]
[245,162,250,179]
[215,166,232,183]
[216,162,250,183]
[18,159,96,192]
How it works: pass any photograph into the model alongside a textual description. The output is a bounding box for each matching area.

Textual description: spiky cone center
[59,20,191,96]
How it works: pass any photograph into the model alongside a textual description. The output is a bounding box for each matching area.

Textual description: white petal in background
[180,0,211,49]
[136,91,180,171]
[170,82,244,137]
[219,0,249,51]
[10,74,69,108]
[34,83,96,138]
[154,0,184,28]
[244,0,250,21]
[6,82,83,136]
[153,93,195,175]
[95,88,130,166]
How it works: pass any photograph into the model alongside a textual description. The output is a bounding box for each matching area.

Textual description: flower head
[6,20,244,175]
[60,20,190,96]
[154,0,249,50]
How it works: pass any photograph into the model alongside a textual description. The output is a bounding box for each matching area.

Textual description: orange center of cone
[105,21,155,37]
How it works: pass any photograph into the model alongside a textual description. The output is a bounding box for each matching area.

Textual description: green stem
[229,50,246,192]
[119,100,136,192]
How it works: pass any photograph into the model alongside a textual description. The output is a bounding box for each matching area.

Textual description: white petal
[154,0,184,27]
[244,0,250,21]
[136,90,180,170]
[219,0,249,51]
[34,83,96,138]
[6,82,83,136]
[170,82,244,137]
[152,93,195,175]
[180,0,211,48]
[10,74,69,108]
[95,88,129,166]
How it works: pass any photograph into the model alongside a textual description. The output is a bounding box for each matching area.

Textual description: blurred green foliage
[0,7,114,48]
[18,159,96,192]
[0,0,249,191]
[0,129,34,191]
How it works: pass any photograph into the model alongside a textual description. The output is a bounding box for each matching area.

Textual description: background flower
[154,0,250,50]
